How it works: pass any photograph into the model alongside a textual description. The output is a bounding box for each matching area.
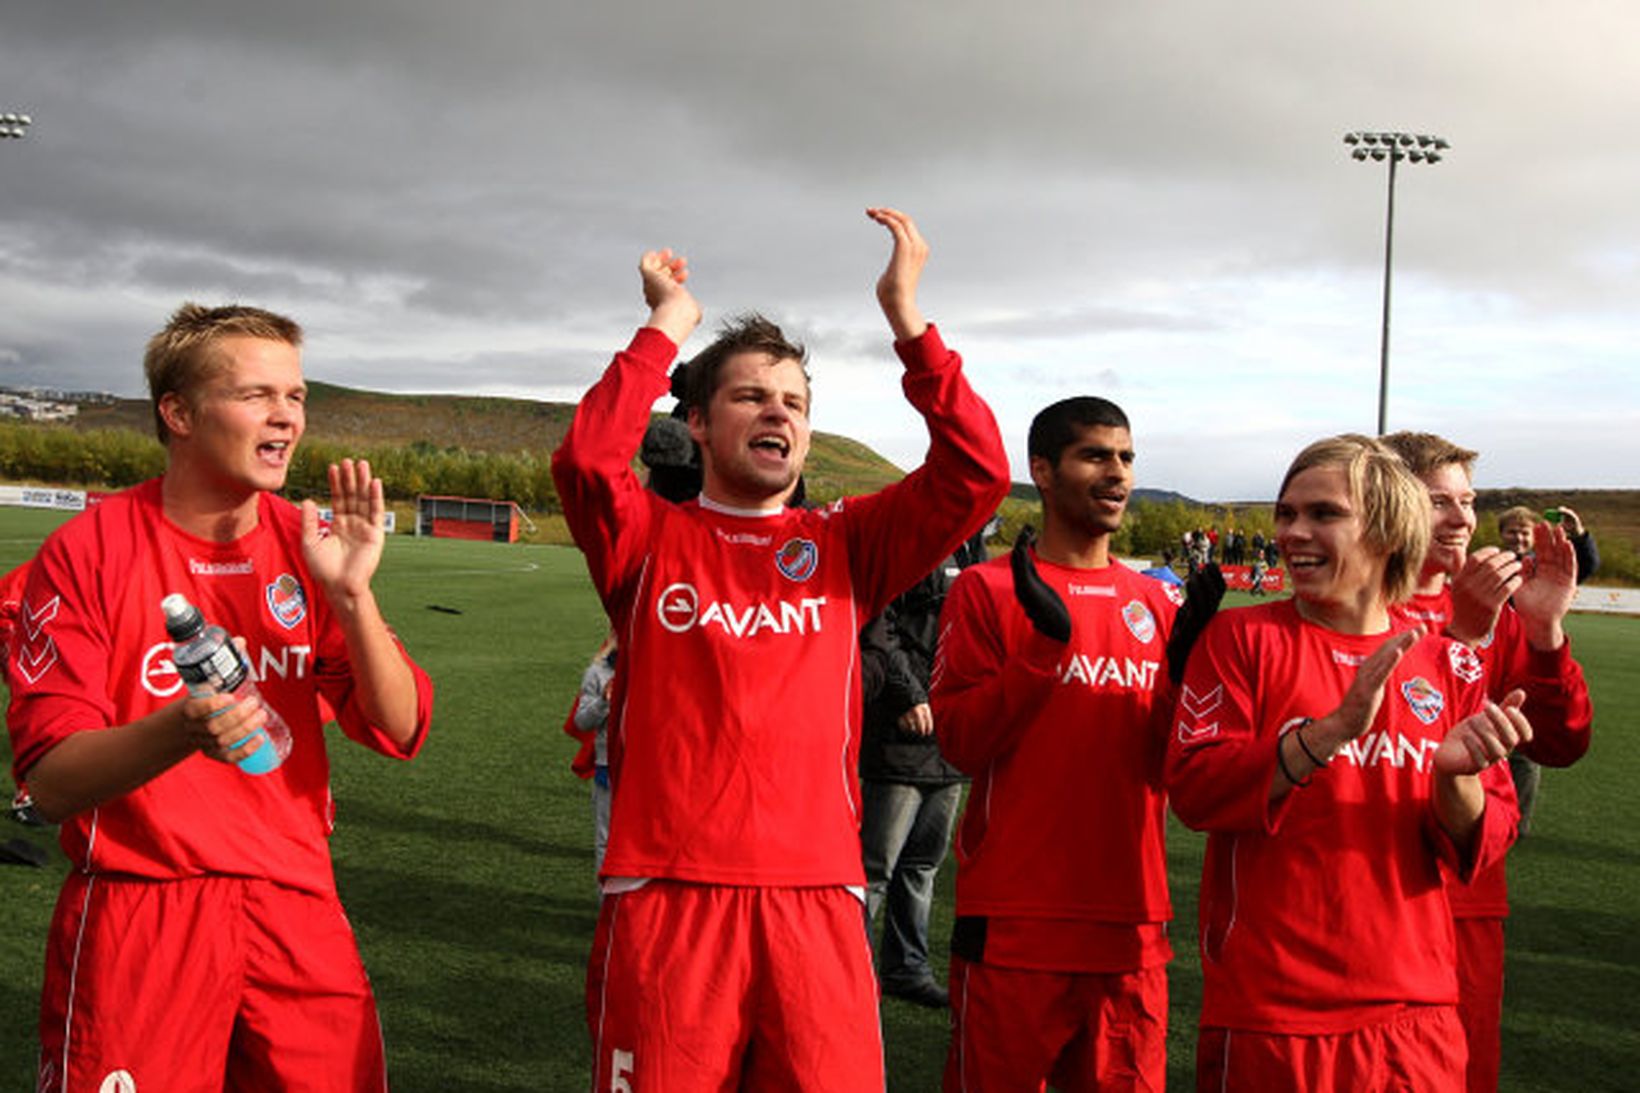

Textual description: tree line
[3,420,1633,583]
[0,423,560,512]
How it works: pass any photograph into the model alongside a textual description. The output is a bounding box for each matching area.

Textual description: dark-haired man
[932,397,1219,1092]
[8,304,434,1090]
[553,208,1008,1091]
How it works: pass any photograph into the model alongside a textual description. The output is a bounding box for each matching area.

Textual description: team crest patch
[775,538,819,582]
[1164,585,1185,607]
[1121,601,1157,644]
[1401,676,1445,725]
[1447,642,1484,685]
[265,574,308,630]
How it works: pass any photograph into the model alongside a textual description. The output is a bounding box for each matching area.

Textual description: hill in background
[66,381,906,497]
[58,384,1640,550]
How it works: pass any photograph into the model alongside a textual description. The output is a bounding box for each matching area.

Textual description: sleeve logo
[1446,641,1484,684]
[1176,682,1223,742]
[14,595,61,685]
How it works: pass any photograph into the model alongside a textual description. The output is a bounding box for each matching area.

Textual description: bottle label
[175,643,248,694]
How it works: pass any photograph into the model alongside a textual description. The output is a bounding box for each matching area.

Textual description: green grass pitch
[1,510,1637,1090]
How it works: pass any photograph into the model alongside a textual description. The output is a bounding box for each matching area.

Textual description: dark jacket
[859,536,986,785]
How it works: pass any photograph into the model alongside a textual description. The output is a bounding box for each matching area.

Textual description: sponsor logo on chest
[655,582,828,638]
[1061,652,1162,691]
[140,641,315,698]
[1335,730,1442,773]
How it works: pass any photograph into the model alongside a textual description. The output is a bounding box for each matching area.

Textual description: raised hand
[1315,628,1422,749]
[1447,547,1522,644]
[1434,689,1532,776]
[866,207,929,342]
[302,458,387,604]
[639,248,702,347]
[1511,522,1575,650]
[1010,527,1071,643]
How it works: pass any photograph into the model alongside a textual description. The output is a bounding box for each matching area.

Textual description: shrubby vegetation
[0,423,559,512]
[4,421,1635,585]
[989,495,1275,564]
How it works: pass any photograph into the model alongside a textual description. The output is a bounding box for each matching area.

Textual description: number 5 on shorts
[610,1048,634,1092]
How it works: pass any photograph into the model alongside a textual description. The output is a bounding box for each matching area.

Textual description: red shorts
[37,873,385,1093]
[586,882,883,1092]
[943,957,1167,1093]
[1454,916,1505,1093]
[1196,1005,1465,1093]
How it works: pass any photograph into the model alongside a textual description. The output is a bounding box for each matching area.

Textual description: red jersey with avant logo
[552,326,1008,887]
[1165,600,1518,1034]
[6,479,433,896]
[1395,588,1592,918]
[930,553,1179,970]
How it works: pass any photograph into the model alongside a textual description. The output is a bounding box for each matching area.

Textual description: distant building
[0,392,78,421]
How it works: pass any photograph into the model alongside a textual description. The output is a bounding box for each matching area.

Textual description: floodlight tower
[0,111,31,140]
[1343,130,1449,435]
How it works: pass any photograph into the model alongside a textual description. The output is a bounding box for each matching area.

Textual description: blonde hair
[1497,505,1538,533]
[144,303,303,443]
[1279,434,1432,603]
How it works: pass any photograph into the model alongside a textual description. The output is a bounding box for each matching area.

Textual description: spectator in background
[571,634,618,879]
[1492,499,1596,837]
[1168,433,1526,1091]
[858,529,986,1009]
[1498,504,1599,584]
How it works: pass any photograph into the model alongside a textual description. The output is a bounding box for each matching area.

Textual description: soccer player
[930,396,1219,1092]
[1167,434,1527,1091]
[7,304,434,1091]
[551,207,1009,1091]
[1381,431,1593,1093]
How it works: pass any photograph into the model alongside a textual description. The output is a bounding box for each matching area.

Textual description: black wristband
[1294,719,1328,768]
[1277,731,1311,787]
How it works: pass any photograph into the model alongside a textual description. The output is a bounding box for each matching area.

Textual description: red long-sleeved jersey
[6,480,434,896]
[930,553,1179,971]
[551,324,1008,887]
[1166,600,1518,1034]
[1395,589,1592,917]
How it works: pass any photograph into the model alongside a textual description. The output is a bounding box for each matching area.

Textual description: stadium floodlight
[1342,128,1450,434]
[0,112,31,140]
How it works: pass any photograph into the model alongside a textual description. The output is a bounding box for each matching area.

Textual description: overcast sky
[2,1,1635,500]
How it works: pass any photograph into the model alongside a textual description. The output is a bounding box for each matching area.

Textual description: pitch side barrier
[0,485,397,533]
[1125,558,1288,595]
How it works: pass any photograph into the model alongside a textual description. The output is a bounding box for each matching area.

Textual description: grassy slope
[64,383,904,499]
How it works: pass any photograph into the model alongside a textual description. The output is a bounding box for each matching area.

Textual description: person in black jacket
[859,528,989,1008]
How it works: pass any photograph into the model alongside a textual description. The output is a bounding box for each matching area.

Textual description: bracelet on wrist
[1294,719,1329,768]
[1277,731,1311,787]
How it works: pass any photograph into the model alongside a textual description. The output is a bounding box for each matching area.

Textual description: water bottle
[161,593,292,775]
